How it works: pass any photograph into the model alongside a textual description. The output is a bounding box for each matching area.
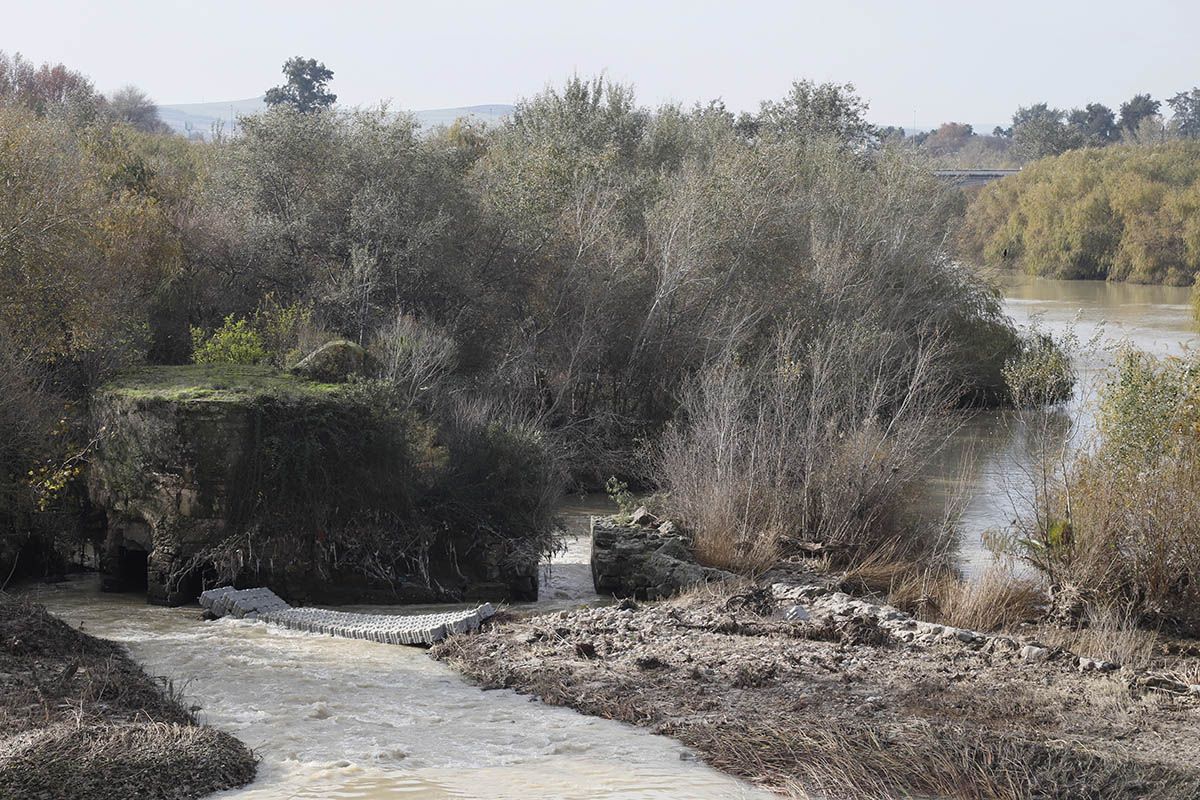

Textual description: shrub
[370,311,456,408]
[1003,329,1076,407]
[654,321,960,574]
[253,297,317,367]
[962,142,1200,284]
[1005,348,1200,633]
[191,316,267,365]
[426,395,568,569]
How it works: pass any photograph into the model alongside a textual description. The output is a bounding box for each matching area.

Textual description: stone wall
[591,509,733,600]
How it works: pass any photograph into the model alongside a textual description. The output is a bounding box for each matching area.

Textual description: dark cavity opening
[115,547,149,593]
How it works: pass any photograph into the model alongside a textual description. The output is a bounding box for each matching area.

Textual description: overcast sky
[6,0,1199,128]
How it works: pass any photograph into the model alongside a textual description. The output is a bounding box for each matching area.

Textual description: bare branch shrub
[371,310,457,408]
[655,320,961,574]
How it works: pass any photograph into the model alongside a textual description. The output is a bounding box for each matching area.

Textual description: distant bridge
[934,169,1021,187]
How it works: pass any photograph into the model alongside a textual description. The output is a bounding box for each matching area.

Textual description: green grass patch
[98,364,344,404]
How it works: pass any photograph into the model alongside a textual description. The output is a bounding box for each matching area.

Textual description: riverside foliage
[961,142,1200,285]
[1008,349,1200,633]
[0,61,1028,580]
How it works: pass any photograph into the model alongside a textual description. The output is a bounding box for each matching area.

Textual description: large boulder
[591,515,733,600]
[289,340,377,383]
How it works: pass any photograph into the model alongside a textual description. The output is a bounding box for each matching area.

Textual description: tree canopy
[264,56,337,113]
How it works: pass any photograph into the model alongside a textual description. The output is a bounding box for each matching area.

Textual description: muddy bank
[434,584,1200,799]
[0,593,256,800]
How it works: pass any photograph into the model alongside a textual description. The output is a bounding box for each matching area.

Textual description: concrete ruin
[87,364,539,606]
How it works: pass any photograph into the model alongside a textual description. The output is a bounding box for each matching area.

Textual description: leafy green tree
[191,315,267,364]
[1168,88,1200,138]
[1067,103,1118,146]
[264,56,336,113]
[756,80,876,147]
[1011,103,1080,160]
[1119,93,1160,132]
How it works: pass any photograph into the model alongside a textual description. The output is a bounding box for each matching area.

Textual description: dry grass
[701,718,1200,800]
[1,721,256,800]
[884,566,1047,633]
[1038,605,1161,671]
[0,593,256,799]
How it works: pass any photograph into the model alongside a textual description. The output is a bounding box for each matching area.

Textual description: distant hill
[158,97,515,139]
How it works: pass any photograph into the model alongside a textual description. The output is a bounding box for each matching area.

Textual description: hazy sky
[6,0,1199,127]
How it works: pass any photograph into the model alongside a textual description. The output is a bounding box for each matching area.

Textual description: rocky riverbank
[434,581,1200,799]
[0,593,256,800]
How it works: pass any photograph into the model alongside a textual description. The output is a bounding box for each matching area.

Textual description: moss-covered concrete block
[88,365,538,606]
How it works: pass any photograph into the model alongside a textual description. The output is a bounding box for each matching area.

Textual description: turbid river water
[29,571,767,799]
[21,275,1199,799]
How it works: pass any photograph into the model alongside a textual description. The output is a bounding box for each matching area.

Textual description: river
[22,275,1198,799]
[28,570,768,800]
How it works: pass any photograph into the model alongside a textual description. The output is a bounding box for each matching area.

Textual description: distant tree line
[906,89,1200,168]
[961,141,1200,284]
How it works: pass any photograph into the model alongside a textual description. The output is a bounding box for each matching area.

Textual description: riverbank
[0,593,256,800]
[434,582,1200,799]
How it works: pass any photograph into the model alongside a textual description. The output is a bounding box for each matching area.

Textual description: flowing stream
[29,567,766,799]
[22,275,1198,799]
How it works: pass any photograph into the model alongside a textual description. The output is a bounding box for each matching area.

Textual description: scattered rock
[1020,645,1051,663]
[630,506,658,527]
[1078,656,1117,672]
[783,605,811,621]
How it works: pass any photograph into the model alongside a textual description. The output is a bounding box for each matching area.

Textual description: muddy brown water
[24,275,1196,798]
[29,569,769,800]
